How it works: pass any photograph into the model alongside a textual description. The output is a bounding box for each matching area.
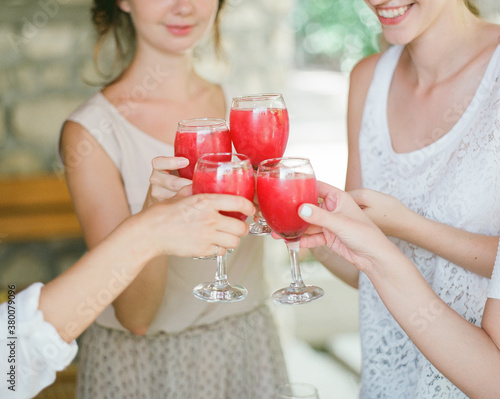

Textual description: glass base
[193,282,248,303]
[249,221,272,236]
[271,285,324,305]
[193,255,216,260]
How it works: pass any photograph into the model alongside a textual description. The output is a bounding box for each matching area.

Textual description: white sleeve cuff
[1,283,78,398]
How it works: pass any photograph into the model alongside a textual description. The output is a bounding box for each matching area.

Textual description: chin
[381,31,414,46]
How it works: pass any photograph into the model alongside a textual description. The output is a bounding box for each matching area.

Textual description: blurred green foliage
[292,0,382,72]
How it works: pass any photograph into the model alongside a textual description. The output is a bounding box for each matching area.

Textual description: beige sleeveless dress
[65,92,288,399]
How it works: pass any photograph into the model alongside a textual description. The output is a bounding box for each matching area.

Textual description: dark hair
[464,0,480,17]
[91,0,226,80]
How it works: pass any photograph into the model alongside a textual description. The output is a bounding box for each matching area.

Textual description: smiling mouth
[377,4,412,19]
[166,25,193,35]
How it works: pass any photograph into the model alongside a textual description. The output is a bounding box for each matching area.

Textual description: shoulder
[345,53,385,190]
[348,52,385,110]
[64,92,119,142]
[350,53,383,95]
[60,92,112,152]
[350,52,383,82]
[60,95,122,171]
[62,91,122,149]
[347,52,383,115]
[67,91,106,120]
[470,22,500,69]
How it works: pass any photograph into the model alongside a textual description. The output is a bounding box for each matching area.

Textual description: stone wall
[0,0,295,177]
[1,0,96,175]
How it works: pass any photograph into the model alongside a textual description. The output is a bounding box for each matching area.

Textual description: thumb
[298,202,356,237]
[298,203,336,230]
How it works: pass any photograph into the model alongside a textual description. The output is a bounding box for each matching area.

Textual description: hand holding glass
[257,157,323,304]
[191,153,255,302]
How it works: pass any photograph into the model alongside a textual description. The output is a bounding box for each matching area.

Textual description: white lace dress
[358,44,500,398]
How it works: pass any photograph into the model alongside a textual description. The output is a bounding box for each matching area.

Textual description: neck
[404,6,484,86]
[118,45,201,101]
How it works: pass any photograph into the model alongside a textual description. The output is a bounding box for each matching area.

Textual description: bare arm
[299,183,500,398]
[367,252,500,399]
[344,54,380,192]
[60,122,167,335]
[39,193,254,342]
[350,188,499,278]
[310,55,381,288]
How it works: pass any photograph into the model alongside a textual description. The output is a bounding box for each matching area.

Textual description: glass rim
[258,156,311,170]
[177,117,227,129]
[231,93,284,101]
[197,152,252,167]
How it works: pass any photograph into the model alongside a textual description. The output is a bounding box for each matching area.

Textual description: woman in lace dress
[59,0,287,398]
[297,182,500,399]
[309,0,500,397]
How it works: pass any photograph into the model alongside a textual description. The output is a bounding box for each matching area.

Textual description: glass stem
[286,240,306,289]
[214,254,229,288]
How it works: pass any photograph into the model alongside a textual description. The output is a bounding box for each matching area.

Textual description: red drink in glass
[229,94,289,236]
[191,153,254,303]
[256,157,323,305]
[174,118,231,180]
[230,107,289,168]
[257,174,317,241]
[193,159,255,221]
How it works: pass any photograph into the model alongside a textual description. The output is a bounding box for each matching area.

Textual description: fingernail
[300,204,312,217]
[178,158,189,167]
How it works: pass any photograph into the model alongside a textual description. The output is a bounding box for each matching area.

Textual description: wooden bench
[0,173,82,242]
[0,173,82,398]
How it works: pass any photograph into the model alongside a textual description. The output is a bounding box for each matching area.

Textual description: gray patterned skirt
[76,304,288,399]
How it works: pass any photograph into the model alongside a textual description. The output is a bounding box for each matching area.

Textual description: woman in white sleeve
[0,193,254,399]
[297,182,500,399]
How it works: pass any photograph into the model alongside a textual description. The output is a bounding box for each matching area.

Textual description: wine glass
[174,118,232,180]
[276,382,320,399]
[229,93,289,235]
[256,157,323,305]
[191,153,255,302]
